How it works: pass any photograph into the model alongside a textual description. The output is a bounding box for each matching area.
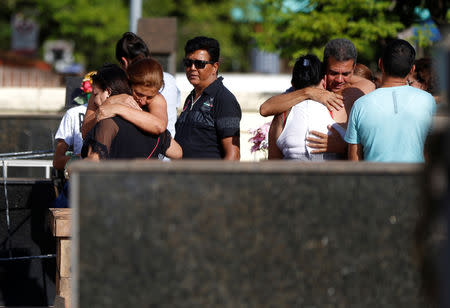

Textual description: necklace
[190,93,202,110]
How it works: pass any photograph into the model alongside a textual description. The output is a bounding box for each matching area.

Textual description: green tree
[0,0,253,72]
[0,0,129,70]
[37,0,129,69]
[143,0,175,17]
[142,0,253,71]
[251,0,405,65]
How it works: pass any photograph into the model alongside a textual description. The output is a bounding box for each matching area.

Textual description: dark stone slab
[0,114,61,153]
[137,17,177,53]
[0,114,61,176]
[137,17,177,75]
[0,179,56,306]
[71,161,428,308]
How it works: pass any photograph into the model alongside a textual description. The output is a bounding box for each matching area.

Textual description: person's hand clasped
[96,104,120,121]
[96,94,143,121]
[307,88,344,111]
[306,125,346,154]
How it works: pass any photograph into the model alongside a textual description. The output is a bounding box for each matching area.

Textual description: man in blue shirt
[345,39,436,162]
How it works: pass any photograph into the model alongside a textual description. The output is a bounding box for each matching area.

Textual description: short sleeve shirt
[55,104,87,154]
[345,85,436,162]
[175,77,241,158]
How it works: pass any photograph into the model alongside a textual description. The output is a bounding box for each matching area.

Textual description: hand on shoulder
[306,87,344,111]
[96,104,120,121]
[106,94,141,110]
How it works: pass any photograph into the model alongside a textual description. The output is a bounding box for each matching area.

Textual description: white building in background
[43,40,83,74]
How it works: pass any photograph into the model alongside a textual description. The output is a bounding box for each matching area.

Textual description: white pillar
[129,0,142,33]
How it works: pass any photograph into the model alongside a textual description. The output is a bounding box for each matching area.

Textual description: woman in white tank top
[268,55,346,160]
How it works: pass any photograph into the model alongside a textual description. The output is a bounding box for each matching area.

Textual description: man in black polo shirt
[175,36,241,159]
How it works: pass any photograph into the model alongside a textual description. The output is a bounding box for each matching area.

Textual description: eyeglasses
[183,58,215,69]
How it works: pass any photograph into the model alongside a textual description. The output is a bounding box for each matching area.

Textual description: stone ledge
[70,160,425,175]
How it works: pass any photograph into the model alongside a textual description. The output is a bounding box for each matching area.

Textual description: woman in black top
[82,63,181,160]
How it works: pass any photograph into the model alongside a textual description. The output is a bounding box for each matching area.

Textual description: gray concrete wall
[0,114,61,155]
[71,161,428,308]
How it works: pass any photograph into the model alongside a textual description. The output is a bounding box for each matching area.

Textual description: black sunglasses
[183,58,215,69]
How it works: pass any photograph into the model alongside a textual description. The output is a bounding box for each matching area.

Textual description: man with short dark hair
[345,39,436,162]
[322,38,359,93]
[175,36,241,159]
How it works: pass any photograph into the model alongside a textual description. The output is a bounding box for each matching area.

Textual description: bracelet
[64,152,80,179]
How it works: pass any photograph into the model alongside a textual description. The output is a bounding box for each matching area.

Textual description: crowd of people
[263,38,438,163]
[54,32,241,171]
[53,32,440,182]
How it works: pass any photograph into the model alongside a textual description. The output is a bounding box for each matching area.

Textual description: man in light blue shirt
[345,39,436,162]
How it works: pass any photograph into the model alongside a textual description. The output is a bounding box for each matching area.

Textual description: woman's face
[131,84,159,107]
[92,84,110,107]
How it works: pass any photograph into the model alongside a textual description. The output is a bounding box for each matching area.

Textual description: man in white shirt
[53,103,87,170]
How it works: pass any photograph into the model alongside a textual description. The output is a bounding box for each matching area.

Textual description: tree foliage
[144,0,253,71]
[0,0,252,71]
[0,0,129,70]
[251,0,405,65]
[38,0,129,68]
[1,0,446,72]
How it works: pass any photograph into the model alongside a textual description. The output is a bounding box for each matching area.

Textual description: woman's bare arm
[81,95,97,139]
[53,140,70,170]
[97,94,168,135]
[221,136,240,160]
[350,75,376,94]
[165,138,182,159]
[260,87,343,117]
[85,145,100,161]
[268,114,284,159]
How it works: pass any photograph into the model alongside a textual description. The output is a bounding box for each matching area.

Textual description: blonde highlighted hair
[127,58,164,90]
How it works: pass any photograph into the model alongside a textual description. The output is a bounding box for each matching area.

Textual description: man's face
[184,49,218,90]
[325,57,355,92]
